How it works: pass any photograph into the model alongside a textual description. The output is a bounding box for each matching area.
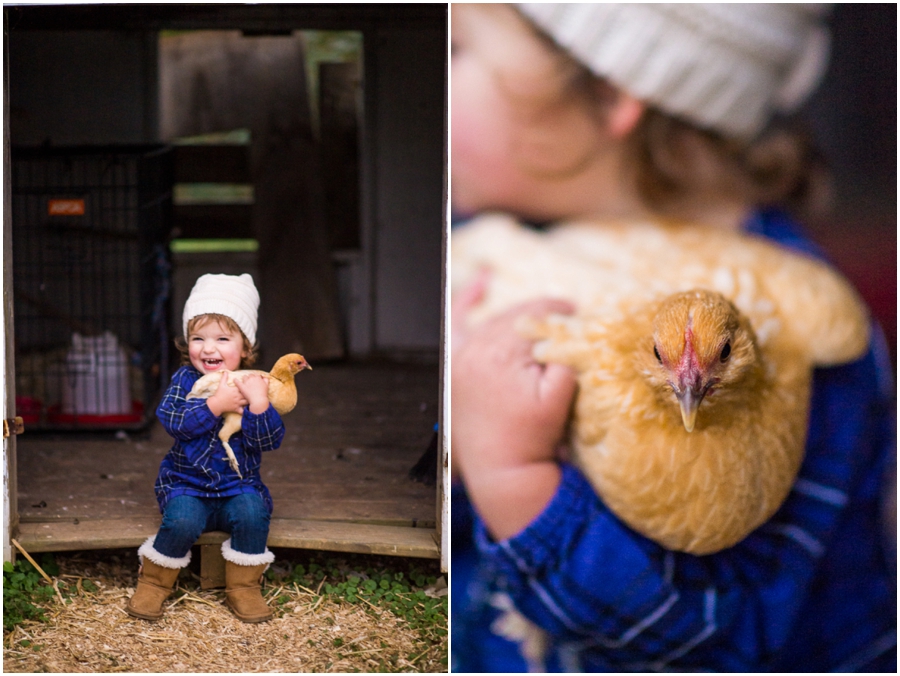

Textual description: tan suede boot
[224,561,273,622]
[126,560,182,620]
[125,536,190,621]
[221,538,275,623]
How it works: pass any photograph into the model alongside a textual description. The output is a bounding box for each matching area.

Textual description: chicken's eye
[720,342,732,362]
[653,345,662,362]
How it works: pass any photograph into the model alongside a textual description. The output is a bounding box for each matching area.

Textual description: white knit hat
[517,3,831,139]
[182,273,260,345]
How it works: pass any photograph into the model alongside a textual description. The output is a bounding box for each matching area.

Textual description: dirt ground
[3,547,447,673]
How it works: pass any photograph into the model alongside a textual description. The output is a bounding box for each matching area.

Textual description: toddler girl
[127,273,284,623]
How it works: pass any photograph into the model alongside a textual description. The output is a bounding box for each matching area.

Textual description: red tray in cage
[47,400,144,426]
[15,396,42,425]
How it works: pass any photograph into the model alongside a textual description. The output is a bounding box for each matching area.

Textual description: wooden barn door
[159,31,345,364]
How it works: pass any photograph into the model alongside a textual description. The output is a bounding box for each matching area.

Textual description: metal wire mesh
[11,145,173,429]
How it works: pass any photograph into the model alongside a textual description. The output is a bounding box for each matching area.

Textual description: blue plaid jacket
[451,209,897,672]
[154,365,285,514]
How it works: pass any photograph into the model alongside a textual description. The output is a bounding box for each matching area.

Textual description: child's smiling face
[187,317,247,374]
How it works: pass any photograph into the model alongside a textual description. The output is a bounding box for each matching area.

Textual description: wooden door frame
[3,6,18,563]
[438,14,449,573]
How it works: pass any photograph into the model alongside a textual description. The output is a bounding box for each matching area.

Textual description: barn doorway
[5,5,446,566]
[160,29,362,363]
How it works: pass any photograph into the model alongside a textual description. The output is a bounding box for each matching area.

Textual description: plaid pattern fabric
[154,365,285,514]
[452,210,896,672]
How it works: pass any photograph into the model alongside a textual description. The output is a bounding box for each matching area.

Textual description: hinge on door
[3,417,24,438]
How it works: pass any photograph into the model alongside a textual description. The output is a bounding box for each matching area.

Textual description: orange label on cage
[48,199,85,216]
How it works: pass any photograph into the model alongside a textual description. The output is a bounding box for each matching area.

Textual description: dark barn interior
[800,3,897,366]
[3,4,448,568]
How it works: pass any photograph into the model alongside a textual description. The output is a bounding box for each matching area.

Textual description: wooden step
[15,516,439,559]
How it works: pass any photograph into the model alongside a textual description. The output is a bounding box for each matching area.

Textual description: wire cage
[11,145,174,430]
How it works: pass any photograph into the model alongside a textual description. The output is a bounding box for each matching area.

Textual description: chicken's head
[274,353,313,376]
[644,290,760,432]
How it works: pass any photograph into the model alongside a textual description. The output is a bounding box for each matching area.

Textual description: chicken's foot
[221,441,243,479]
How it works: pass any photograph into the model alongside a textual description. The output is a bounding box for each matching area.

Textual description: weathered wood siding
[159,31,345,362]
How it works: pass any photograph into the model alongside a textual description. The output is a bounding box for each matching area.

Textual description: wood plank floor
[14,361,440,558]
[15,518,439,559]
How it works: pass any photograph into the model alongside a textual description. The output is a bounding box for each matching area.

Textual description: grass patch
[3,556,61,632]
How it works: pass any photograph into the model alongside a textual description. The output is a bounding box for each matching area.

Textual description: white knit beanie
[517,3,831,139]
[182,273,260,345]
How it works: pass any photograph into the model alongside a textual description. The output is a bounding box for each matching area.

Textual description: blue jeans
[153,493,270,559]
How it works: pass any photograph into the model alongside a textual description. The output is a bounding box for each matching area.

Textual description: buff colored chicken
[453,213,870,553]
[187,353,312,478]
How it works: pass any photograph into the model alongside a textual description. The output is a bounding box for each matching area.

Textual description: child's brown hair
[175,313,258,369]
[505,7,830,222]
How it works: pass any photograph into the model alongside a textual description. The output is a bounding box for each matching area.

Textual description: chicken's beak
[675,389,701,433]
[673,375,713,432]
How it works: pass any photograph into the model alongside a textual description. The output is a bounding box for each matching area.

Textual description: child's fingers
[538,362,577,411]
[485,299,577,362]
[451,268,491,351]
[456,267,491,311]
[236,374,268,394]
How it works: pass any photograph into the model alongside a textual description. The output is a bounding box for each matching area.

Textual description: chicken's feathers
[453,214,867,553]
[453,213,869,365]
[187,369,271,401]
[184,353,310,478]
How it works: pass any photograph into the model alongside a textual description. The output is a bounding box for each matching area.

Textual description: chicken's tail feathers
[759,248,871,366]
[786,265,870,365]
[815,304,871,366]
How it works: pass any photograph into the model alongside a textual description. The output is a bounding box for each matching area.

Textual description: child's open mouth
[202,358,224,370]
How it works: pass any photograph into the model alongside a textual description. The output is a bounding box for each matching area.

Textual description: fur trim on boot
[137,535,192,569]
[220,537,275,567]
[222,539,274,623]
[126,538,188,621]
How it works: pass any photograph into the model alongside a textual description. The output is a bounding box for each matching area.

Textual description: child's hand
[451,267,491,356]
[235,373,271,415]
[452,293,577,540]
[449,269,492,484]
[205,372,249,417]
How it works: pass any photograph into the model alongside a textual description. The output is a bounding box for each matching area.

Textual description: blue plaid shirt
[452,209,897,672]
[154,365,285,514]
